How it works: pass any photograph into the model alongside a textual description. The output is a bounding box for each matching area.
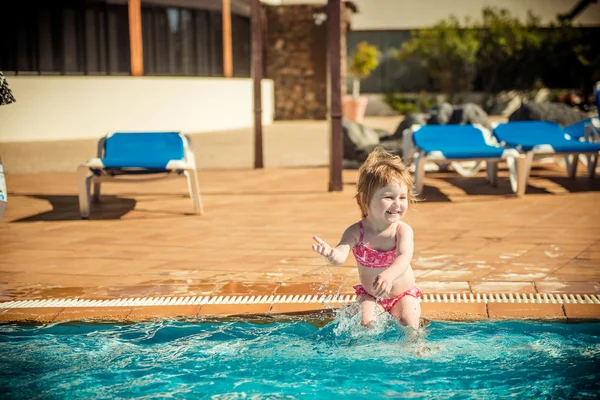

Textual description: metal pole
[251,0,264,168]
[328,0,343,191]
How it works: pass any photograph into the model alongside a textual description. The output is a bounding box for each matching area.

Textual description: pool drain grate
[0,292,598,309]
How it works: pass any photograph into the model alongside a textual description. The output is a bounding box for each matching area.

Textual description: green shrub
[476,7,543,93]
[394,16,480,101]
[384,93,437,114]
[392,7,599,98]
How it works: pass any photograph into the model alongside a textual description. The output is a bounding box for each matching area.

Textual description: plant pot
[342,95,369,123]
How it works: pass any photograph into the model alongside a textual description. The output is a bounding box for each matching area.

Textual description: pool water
[1,311,599,399]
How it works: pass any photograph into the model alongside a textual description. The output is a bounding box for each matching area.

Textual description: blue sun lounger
[405,124,524,195]
[492,121,600,194]
[77,132,204,218]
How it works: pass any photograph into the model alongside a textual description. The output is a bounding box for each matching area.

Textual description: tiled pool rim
[3,292,600,308]
[2,292,599,322]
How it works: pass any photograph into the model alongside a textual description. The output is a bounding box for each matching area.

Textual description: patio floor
[1,118,600,323]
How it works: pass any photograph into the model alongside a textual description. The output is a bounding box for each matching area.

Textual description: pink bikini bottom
[353,284,423,312]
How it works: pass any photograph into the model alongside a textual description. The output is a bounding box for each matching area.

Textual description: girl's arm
[372,223,414,297]
[312,224,358,266]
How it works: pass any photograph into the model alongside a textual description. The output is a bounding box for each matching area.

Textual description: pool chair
[404,124,525,196]
[492,121,600,193]
[77,132,204,218]
[564,117,600,142]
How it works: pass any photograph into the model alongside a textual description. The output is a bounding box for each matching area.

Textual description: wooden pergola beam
[222,0,233,77]
[128,0,144,76]
[328,0,343,191]
[251,0,263,168]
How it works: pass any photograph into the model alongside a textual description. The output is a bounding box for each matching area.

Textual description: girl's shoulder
[341,221,362,246]
[346,221,362,237]
[396,222,414,241]
[397,221,413,232]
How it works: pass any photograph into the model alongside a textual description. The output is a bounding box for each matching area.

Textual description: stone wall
[264,3,352,120]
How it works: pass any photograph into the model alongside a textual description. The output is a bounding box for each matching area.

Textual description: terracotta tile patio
[1,117,599,323]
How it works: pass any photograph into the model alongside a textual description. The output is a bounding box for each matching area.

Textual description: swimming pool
[1,313,598,399]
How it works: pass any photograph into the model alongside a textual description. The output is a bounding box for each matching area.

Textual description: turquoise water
[0,312,599,399]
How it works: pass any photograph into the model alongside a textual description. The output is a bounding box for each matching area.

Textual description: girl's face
[368,180,409,223]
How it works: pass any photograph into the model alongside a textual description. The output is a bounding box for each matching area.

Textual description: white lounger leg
[486,161,498,186]
[566,154,579,178]
[520,153,535,196]
[514,152,535,197]
[413,152,426,195]
[512,154,530,197]
[186,169,204,215]
[77,166,93,218]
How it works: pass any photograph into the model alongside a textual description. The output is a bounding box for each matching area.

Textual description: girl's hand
[372,273,393,298]
[312,236,338,264]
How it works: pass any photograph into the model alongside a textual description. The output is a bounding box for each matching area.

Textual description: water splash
[304,262,348,311]
[331,302,392,338]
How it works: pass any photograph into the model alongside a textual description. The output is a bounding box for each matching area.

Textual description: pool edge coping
[1,292,599,323]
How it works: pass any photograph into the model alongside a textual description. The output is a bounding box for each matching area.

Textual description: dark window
[0,1,251,78]
[141,5,249,77]
[0,0,130,75]
[232,14,250,78]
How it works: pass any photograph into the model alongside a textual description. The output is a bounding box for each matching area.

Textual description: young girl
[312,147,422,330]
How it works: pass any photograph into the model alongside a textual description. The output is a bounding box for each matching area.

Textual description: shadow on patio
[9,194,136,222]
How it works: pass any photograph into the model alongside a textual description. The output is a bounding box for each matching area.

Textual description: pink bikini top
[352,221,399,269]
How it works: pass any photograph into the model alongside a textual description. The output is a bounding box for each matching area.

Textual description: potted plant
[343,41,381,122]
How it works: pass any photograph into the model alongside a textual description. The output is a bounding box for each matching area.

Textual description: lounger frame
[405,124,526,196]
[492,122,600,194]
[77,132,203,218]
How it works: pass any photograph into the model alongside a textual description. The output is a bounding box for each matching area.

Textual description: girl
[312,147,422,330]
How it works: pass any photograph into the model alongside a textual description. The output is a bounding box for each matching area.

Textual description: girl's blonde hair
[355,147,416,218]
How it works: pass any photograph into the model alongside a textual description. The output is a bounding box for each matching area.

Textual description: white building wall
[0,76,274,142]
[264,0,600,28]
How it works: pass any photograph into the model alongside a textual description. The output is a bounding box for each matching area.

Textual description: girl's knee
[359,295,378,328]
[395,302,421,329]
[361,319,375,328]
[399,314,419,330]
